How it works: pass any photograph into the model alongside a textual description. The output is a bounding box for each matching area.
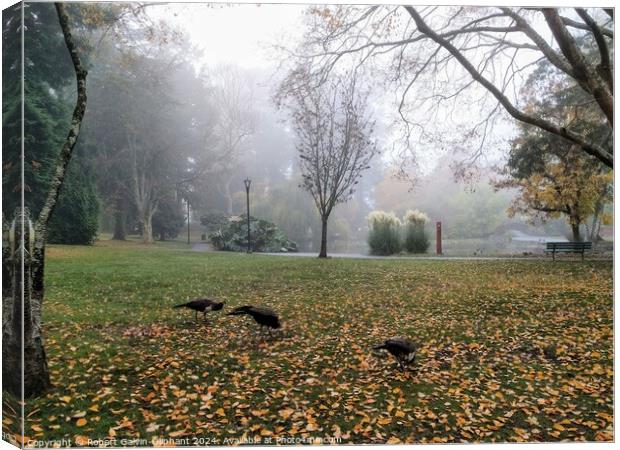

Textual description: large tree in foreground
[285,6,613,174]
[282,71,378,257]
[2,3,88,397]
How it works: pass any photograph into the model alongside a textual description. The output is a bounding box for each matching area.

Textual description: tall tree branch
[541,8,613,126]
[405,6,613,168]
[35,3,88,235]
[575,8,613,91]
[561,15,613,39]
[499,8,576,79]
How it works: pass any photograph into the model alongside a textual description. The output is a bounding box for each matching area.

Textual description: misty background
[3,2,613,256]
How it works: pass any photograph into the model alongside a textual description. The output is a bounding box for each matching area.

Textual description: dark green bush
[153,197,186,241]
[404,223,430,253]
[367,212,401,255]
[209,215,297,253]
[403,209,430,254]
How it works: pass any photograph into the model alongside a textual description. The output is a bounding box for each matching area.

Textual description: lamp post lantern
[244,178,251,253]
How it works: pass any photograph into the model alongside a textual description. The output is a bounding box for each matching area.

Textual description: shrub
[200,211,229,232]
[403,209,430,253]
[367,211,401,255]
[209,215,297,253]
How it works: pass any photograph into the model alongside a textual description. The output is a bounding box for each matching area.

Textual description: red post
[436,221,442,255]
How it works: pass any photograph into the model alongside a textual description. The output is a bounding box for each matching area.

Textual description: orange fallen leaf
[279,408,295,419]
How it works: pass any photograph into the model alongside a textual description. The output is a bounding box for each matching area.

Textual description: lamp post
[187,200,190,245]
[244,178,251,253]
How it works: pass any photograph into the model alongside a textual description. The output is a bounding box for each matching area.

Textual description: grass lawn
[4,240,613,445]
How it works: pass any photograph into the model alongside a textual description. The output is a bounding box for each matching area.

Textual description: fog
[8,2,612,255]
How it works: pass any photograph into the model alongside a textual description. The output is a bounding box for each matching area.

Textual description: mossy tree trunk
[2,211,51,397]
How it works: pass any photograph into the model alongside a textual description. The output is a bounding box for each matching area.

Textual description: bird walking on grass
[373,337,418,371]
[173,298,225,321]
[227,305,281,336]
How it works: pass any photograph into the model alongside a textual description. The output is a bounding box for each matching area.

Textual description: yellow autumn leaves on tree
[497,152,612,241]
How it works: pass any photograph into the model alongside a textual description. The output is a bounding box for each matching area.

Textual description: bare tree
[113,35,207,243]
[282,6,613,176]
[404,7,612,167]
[282,70,378,257]
[3,3,87,397]
[119,50,177,243]
[127,130,166,243]
[208,64,255,214]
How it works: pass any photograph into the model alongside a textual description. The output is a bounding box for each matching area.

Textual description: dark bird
[543,344,557,360]
[373,337,418,371]
[227,305,281,336]
[173,298,225,321]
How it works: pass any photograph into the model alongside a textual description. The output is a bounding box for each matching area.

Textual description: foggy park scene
[1,0,613,446]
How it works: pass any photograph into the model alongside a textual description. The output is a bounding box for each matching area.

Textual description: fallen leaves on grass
[18,251,613,445]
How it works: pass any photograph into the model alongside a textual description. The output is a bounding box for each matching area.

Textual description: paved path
[191,245,529,260]
[190,244,610,261]
[191,243,212,252]
[258,252,523,261]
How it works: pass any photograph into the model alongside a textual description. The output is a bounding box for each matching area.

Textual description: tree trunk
[318,217,328,258]
[588,199,605,243]
[2,216,23,397]
[142,213,154,244]
[25,248,51,397]
[7,3,88,398]
[3,210,51,398]
[570,221,582,242]
[223,177,233,215]
[112,203,126,240]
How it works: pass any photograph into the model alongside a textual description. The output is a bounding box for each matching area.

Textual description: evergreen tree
[2,2,99,244]
[152,196,186,241]
[47,154,100,245]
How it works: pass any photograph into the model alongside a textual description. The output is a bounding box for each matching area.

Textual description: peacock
[227,305,281,336]
[373,337,418,371]
[173,298,225,321]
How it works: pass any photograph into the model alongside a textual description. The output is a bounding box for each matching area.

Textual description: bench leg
[552,250,556,261]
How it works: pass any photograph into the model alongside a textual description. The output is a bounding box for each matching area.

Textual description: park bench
[545,241,592,261]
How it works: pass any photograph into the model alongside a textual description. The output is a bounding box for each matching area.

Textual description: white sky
[2,0,613,176]
[140,1,614,175]
[148,3,306,69]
